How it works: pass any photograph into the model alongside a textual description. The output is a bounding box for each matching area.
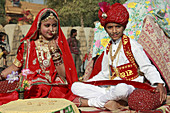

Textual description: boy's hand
[155,83,167,104]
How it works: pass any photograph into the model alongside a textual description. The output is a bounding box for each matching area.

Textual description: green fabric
[123,0,170,40]
[52,105,75,113]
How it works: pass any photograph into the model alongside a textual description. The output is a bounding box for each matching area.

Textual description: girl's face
[40,18,58,40]
[105,23,125,41]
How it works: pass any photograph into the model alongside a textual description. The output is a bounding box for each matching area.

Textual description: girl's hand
[48,39,58,53]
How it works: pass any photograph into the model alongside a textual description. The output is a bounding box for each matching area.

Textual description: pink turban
[98,2,129,27]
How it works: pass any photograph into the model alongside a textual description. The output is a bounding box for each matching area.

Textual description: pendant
[111,72,116,80]
[115,68,120,77]
[43,59,50,67]
[110,68,119,80]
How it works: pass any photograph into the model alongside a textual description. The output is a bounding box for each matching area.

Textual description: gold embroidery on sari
[13,57,22,67]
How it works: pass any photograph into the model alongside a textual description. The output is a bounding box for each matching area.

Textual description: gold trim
[13,57,22,67]
[41,13,58,22]
[109,40,122,80]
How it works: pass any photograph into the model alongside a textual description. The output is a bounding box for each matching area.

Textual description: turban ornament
[98,2,110,19]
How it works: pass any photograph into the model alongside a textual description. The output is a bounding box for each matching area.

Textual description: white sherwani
[71,37,164,108]
[88,37,164,85]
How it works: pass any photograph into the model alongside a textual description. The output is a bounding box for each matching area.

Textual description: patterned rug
[79,105,170,113]
[138,15,170,90]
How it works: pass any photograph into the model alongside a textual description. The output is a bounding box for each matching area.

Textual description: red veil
[21,8,78,85]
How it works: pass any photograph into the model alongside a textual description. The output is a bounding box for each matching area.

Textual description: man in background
[67,29,80,75]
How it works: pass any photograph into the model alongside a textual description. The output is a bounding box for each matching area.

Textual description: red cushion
[0,80,19,93]
[128,89,161,111]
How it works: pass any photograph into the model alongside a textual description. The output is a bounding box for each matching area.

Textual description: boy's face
[105,23,125,41]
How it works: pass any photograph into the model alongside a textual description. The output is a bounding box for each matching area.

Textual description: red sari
[0,8,78,105]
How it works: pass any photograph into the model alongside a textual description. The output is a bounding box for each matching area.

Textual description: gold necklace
[109,40,122,80]
[35,39,51,70]
[35,39,52,82]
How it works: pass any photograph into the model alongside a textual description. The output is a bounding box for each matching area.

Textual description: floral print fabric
[92,23,111,58]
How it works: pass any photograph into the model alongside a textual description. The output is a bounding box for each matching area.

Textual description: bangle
[51,52,60,58]
[50,48,60,54]
[52,56,61,61]
[53,59,63,66]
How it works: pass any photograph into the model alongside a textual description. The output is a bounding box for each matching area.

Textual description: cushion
[0,80,19,93]
[128,89,161,111]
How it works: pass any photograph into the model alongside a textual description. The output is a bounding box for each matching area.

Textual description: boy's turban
[98,2,129,27]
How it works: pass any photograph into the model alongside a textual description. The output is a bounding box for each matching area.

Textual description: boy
[71,2,166,110]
